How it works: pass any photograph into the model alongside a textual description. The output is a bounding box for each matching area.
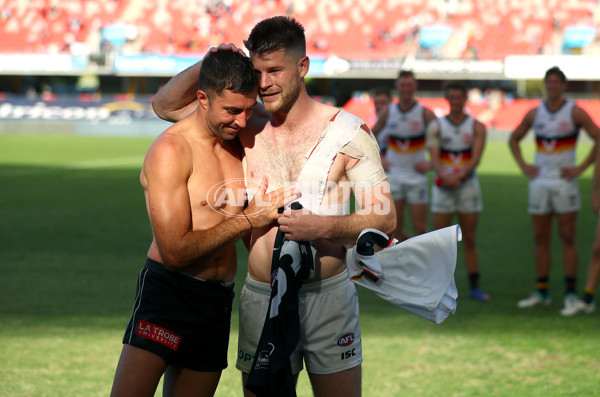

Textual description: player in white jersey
[372,70,437,241]
[509,66,599,314]
[427,82,489,301]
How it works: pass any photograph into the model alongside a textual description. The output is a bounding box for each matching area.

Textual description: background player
[372,70,437,241]
[370,86,392,151]
[509,66,599,314]
[428,82,489,301]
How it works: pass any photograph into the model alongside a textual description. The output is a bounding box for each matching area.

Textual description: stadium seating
[1,0,599,59]
[0,0,129,54]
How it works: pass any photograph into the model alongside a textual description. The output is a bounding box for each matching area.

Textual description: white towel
[347,225,461,324]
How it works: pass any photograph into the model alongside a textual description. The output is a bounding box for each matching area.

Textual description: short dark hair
[373,87,391,98]
[198,49,258,98]
[445,82,468,96]
[244,16,306,59]
[544,66,567,83]
[398,70,415,80]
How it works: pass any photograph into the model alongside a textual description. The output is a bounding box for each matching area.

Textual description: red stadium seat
[0,0,597,59]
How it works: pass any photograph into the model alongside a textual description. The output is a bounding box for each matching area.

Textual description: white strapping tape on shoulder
[297,110,363,213]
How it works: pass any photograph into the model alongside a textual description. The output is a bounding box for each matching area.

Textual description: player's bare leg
[517,214,554,307]
[556,211,578,278]
[579,219,600,313]
[393,199,411,241]
[309,366,361,397]
[457,212,479,274]
[585,219,600,292]
[532,214,553,278]
[433,212,454,231]
[409,202,428,236]
[163,366,221,397]
[110,345,167,397]
[458,211,489,301]
[556,210,582,314]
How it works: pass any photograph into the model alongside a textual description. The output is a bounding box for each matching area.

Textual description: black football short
[123,258,234,371]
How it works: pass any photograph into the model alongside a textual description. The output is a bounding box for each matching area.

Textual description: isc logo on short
[337,333,355,347]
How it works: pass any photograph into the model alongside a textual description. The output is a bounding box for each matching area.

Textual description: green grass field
[1,133,599,397]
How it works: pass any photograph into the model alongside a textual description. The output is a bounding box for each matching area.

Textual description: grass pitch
[0,133,599,397]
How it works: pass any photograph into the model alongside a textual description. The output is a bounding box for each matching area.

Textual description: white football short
[431,175,483,214]
[387,172,429,204]
[236,271,362,375]
[528,178,580,215]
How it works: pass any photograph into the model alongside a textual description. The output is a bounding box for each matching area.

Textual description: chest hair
[249,130,321,188]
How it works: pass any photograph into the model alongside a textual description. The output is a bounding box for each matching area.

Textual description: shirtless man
[428,82,489,301]
[110,49,291,397]
[372,70,436,241]
[509,66,599,315]
[152,16,395,397]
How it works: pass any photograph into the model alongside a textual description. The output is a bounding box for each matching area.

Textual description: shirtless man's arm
[278,128,396,245]
[144,133,290,271]
[152,61,201,122]
[278,180,395,245]
[152,44,245,122]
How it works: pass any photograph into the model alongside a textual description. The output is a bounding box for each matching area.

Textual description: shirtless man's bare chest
[239,108,350,282]
[244,125,319,188]
[143,121,246,281]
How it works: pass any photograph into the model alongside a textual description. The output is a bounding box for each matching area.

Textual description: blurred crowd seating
[1,0,600,60]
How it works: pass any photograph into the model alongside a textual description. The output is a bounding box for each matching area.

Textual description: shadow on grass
[1,165,598,336]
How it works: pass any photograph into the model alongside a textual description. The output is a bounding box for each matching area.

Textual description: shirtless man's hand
[278,208,323,241]
[244,177,299,229]
[209,43,246,57]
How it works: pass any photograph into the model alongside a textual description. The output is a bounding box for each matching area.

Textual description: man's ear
[197,90,209,109]
[298,56,309,78]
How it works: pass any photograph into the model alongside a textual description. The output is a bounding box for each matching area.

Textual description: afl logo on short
[337,333,355,347]
[270,270,277,289]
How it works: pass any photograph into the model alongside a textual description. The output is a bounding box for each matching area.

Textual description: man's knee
[557,223,576,245]
[532,226,552,245]
[309,366,361,397]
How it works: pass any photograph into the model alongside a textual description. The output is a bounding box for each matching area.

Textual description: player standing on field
[152,16,395,397]
[371,70,437,241]
[428,82,489,302]
[509,66,599,315]
[110,50,292,397]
